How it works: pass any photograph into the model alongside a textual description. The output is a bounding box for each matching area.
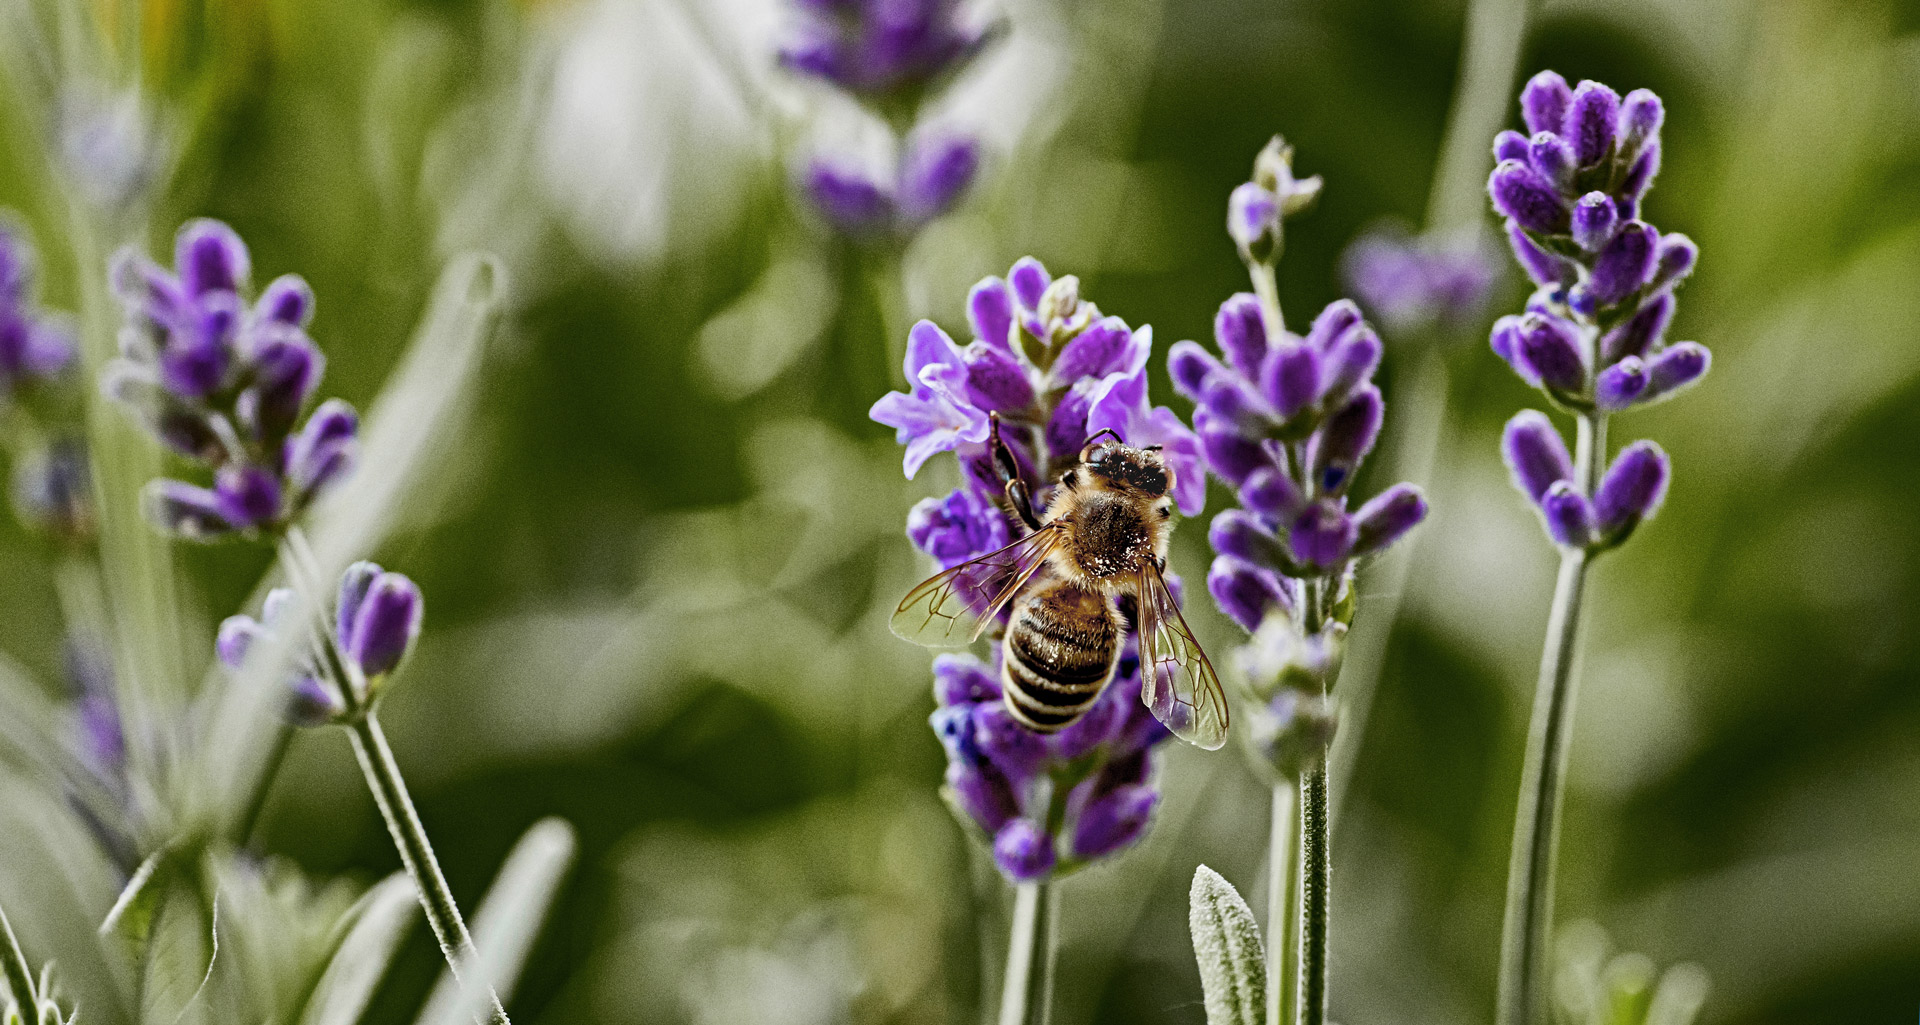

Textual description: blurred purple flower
[1342,225,1500,339]
[779,0,994,99]
[804,132,982,238]
[0,223,78,397]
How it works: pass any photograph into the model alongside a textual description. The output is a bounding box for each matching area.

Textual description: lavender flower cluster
[1488,73,1707,548]
[218,561,424,725]
[0,223,91,541]
[104,220,358,540]
[873,257,1198,880]
[1342,226,1499,341]
[781,0,994,237]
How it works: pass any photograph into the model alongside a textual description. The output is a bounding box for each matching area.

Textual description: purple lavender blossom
[1342,225,1499,339]
[105,219,360,541]
[0,223,78,397]
[1487,75,1704,549]
[802,132,981,237]
[11,437,92,541]
[1231,138,1323,265]
[933,649,1172,881]
[779,0,994,100]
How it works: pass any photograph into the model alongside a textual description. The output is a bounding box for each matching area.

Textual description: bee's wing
[890,525,1065,648]
[1135,562,1229,750]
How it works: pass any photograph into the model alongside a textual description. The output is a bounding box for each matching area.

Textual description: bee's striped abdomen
[1001,583,1120,733]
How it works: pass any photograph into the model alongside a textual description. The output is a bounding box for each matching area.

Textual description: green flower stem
[998,878,1058,1025]
[1426,0,1536,235]
[1495,411,1603,1025]
[1297,768,1330,1025]
[0,904,36,1014]
[348,712,507,1025]
[1266,781,1299,1025]
[275,527,508,1025]
[1249,261,1286,349]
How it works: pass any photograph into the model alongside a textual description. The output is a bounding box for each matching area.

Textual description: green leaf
[415,818,575,1025]
[297,873,417,1025]
[100,850,171,948]
[1189,865,1266,1025]
[139,867,218,1025]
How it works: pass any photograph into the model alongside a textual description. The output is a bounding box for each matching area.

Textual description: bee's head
[1075,432,1173,499]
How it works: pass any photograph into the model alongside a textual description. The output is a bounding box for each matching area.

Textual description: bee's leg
[989,413,1044,532]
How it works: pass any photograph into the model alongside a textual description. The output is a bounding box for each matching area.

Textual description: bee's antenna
[1142,444,1164,453]
[1084,427,1124,448]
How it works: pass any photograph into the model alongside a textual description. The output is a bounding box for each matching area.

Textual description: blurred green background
[2,0,1920,1022]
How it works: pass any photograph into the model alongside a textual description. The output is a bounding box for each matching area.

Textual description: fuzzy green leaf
[139,869,217,1025]
[298,873,417,1025]
[415,818,575,1025]
[1189,865,1267,1025]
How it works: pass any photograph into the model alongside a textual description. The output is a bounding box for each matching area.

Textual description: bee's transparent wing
[1136,562,1229,750]
[890,525,1064,648]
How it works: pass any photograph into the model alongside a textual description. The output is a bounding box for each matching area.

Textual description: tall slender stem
[998,879,1057,1025]
[349,712,508,1025]
[1249,262,1286,340]
[1495,411,1602,1025]
[1297,768,1330,1025]
[1426,0,1535,235]
[0,904,37,1014]
[1266,782,1299,1025]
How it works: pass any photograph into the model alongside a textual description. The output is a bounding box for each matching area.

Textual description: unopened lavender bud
[993,819,1056,882]
[216,614,265,669]
[1520,70,1574,136]
[1617,89,1664,157]
[341,570,422,678]
[1305,299,1362,350]
[1008,257,1050,312]
[803,160,894,235]
[1650,233,1697,291]
[1259,343,1321,422]
[1208,555,1291,632]
[1594,440,1669,536]
[1515,312,1588,392]
[160,296,240,398]
[175,218,250,297]
[968,277,1014,352]
[1196,416,1269,488]
[1198,374,1267,435]
[143,479,234,540]
[1566,80,1621,166]
[948,762,1019,835]
[1494,129,1532,164]
[1489,161,1570,234]
[975,703,1050,780]
[1600,292,1673,363]
[1214,293,1268,380]
[1071,784,1157,860]
[256,274,315,328]
[1169,340,1223,401]
[1641,342,1710,403]
[1594,357,1649,411]
[1287,501,1356,574]
[1239,467,1305,523]
[933,653,1000,706]
[1528,132,1576,188]
[285,675,343,727]
[1621,143,1661,200]
[286,398,359,499]
[1229,182,1281,264]
[1352,483,1427,556]
[335,561,383,641]
[1210,508,1287,568]
[898,134,980,223]
[1320,326,1381,404]
[1588,221,1658,306]
[1308,385,1383,493]
[1506,222,1575,287]
[1540,481,1595,548]
[238,333,323,444]
[1502,410,1574,503]
[214,464,282,529]
[1571,192,1618,252]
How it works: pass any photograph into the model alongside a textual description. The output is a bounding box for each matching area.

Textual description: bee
[891,415,1228,750]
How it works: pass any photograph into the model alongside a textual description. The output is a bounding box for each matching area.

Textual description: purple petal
[256,274,315,328]
[968,277,1014,352]
[1515,312,1587,392]
[1045,381,1094,463]
[1214,293,1268,380]
[1502,410,1574,504]
[1621,143,1661,202]
[1168,339,1223,401]
[803,159,894,235]
[1196,415,1270,489]
[1600,292,1673,363]
[974,702,1048,781]
[1506,222,1574,286]
[1521,70,1573,136]
[934,652,1002,707]
[1008,257,1050,312]
[908,486,1010,568]
[1228,182,1279,256]
[905,319,965,380]
[343,571,423,677]
[1493,129,1531,164]
[1307,385,1383,494]
[217,615,265,669]
[963,342,1036,412]
[159,294,241,398]
[1593,440,1669,534]
[1259,343,1321,421]
[1641,342,1710,402]
[1239,467,1305,523]
[1304,300,1363,352]
[1053,317,1135,383]
[335,561,383,651]
[1352,483,1427,556]
[1208,554,1291,632]
[286,398,360,498]
[1209,508,1282,566]
[1651,232,1697,291]
[1527,132,1576,187]
[1320,326,1381,404]
[1489,161,1570,234]
[1565,80,1621,166]
[142,479,234,540]
[1617,89,1664,157]
[238,332,324,444]
[213,464,282,528]
[898,133,980,222]
[1069,783,1157,860]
